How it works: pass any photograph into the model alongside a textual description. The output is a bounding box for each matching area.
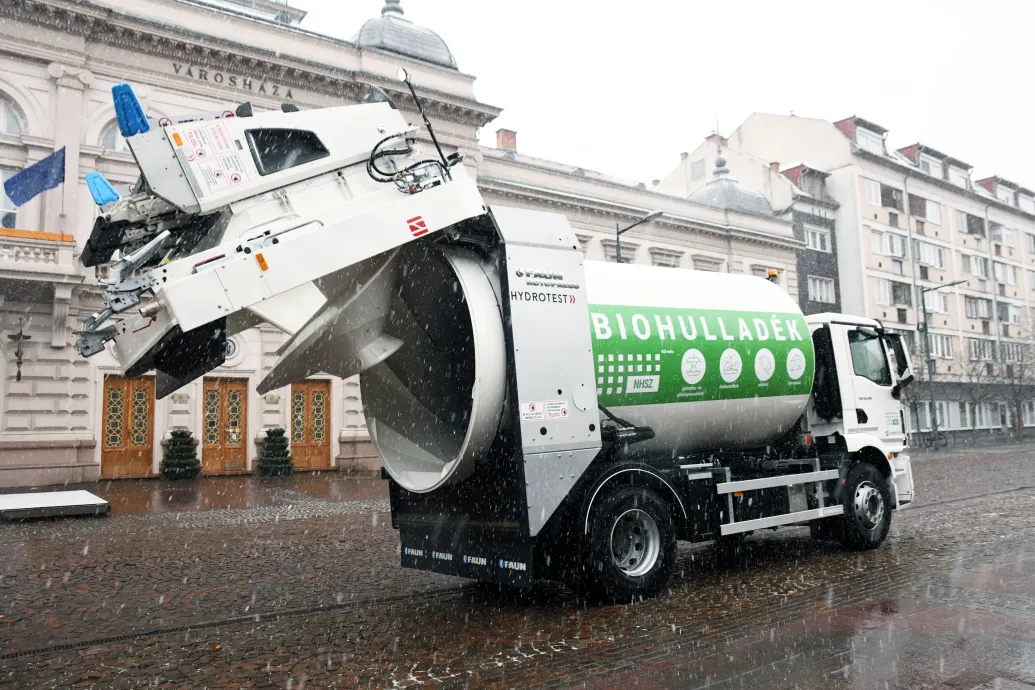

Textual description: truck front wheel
[585,486,677,601]
[837,462,892,550]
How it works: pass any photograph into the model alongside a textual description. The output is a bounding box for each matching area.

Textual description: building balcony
[0,229,78,282]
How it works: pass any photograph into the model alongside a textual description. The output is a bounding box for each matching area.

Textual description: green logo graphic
[588,305,815,407]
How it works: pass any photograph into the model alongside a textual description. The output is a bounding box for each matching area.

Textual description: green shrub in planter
[257,428,294,476]
[161,428,201,480]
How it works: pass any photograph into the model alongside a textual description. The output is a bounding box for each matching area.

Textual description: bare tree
[899,338,930,443]
[958,342,998,430]
[995,329,1035,434]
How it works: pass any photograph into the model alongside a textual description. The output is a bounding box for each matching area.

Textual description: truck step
[719,505,844,536]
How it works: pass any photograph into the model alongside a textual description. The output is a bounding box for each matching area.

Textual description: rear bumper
[398,525,536,587]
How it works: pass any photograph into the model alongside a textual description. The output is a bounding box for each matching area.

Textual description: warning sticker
[197,159,228,192]
[545,400,569,420]
[205,123,234,156]
[219,153,250,186]
[174,120,252,194]
[520,401,544,421]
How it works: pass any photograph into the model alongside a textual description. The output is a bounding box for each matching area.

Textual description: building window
[1020,196,1035,214]
[965,296,992,319]
[908,195,941,224]
[799,172,824,197]
[805,224,830,252]
[993,261,1017,285]
[1023,401,1035,427]
[871,229,907,257]
[880,184,904,211]
[990,222,1013,246]
[912,240,945,268]
[947,167,969,189]
[1,168,16,228]
[929,333,953,359]
[998,302,1022,324]
[969,338,995,361]
[808,276,835,303]
[958,401,971,429]
[966,255,990,279]
[874,277,892,306]
[648,247,683,268]
[997,187,1015,206]
[100,120,129,153]
[864,179,881,206]
[920,290,949,314]
[0,94,23,136]
[957,209,985,236]
[856,128,884,154]
[690,159,705,181]
[691,255,723,272]
[1000,342,1025,363]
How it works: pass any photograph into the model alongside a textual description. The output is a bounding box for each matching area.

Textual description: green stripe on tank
[588,304,815,406]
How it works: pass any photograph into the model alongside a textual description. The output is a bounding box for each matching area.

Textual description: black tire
[837,462,892,550]
[584,486,677,601]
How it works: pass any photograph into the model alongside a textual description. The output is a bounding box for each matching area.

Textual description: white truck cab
[807,313,915,508]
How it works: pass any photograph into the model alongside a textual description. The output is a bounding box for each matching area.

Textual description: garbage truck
[75,79,916,599]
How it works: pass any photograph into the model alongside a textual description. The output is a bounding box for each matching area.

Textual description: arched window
[0,94,24,136]
[100,120,129,153]
[1,168,17,228]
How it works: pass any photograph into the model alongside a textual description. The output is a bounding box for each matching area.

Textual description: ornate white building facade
[0,0,803,487]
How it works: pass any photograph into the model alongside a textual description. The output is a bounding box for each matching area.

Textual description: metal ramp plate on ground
[0,491,110,521]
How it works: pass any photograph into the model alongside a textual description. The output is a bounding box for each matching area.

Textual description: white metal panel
[720,505,843,536]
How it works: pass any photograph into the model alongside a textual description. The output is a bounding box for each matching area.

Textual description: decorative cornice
[0,0,501,128]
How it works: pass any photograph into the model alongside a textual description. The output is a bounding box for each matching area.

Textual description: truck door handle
[856,409,868,424]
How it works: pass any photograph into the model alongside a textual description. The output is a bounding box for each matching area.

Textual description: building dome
[353,0,458,70]
[688,152,774,217]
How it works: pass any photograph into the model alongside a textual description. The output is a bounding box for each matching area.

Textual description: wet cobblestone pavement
[2,447,1035,688]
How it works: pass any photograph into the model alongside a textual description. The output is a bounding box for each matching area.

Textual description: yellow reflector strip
[172,132,184,146]
[255,253,269,271]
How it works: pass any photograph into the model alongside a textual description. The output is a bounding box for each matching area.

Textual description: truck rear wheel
[584,486,676,601]
[837,463,892,550]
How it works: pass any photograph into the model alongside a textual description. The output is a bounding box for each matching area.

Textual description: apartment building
[703,112,1035,442]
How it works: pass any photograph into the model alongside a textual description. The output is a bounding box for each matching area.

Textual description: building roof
[190,0,307,25]
[687,153,774,217]
[353,0,458,70]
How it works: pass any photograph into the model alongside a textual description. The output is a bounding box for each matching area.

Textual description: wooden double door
[290,380,331,470]
[101,376,155,478]
[202,378,248,474]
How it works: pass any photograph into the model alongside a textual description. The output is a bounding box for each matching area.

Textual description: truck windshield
[848,329,891,386]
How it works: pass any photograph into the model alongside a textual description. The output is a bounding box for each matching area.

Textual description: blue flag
[3,147,66,207]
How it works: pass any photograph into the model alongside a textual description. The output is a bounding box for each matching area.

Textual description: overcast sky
[291,0,1035,187]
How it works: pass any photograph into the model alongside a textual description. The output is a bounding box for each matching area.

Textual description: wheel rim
[853,480,885,530]
[609,509,661,577]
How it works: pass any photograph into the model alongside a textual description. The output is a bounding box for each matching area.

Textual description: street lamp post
[919,279,967,439]
[615,211,663,263]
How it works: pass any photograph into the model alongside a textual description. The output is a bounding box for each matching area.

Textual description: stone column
[44,63,93,240]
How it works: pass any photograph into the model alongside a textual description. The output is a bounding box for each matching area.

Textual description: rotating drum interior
[362,245,507,492]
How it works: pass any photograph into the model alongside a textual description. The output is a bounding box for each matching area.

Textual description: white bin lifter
[76,79,485,397]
